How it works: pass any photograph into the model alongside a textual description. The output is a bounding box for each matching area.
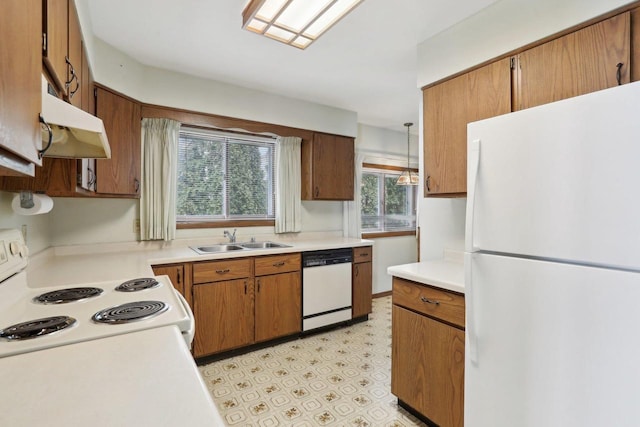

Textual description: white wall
[418,0,635,87]
[47,124,418,296]
[92,39,358,138]
[357,124,419,293]
[0,191,52,254]
[417,0,632,260]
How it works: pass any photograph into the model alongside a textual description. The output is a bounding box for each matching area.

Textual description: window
[361,167,417,233]
[177,128,276,222]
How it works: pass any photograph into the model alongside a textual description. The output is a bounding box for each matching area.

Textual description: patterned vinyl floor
[199,296,427,426]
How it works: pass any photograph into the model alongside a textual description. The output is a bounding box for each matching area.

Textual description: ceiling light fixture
[242,0,364,49]
[396,122,419,186]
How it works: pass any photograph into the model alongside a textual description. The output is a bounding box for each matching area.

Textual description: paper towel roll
[12,193,54,215]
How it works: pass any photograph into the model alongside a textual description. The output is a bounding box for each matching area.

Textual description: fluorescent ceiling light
[242,0,364,49]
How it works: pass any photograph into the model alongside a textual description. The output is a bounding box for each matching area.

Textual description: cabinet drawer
[255,253,301,276]
[193,258,253,284]
[353,246,372,263]
[393,277,464,329]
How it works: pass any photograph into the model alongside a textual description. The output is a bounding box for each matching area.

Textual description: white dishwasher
[302,248,353,331]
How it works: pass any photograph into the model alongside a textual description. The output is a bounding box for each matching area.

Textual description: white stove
[0,229,194,358]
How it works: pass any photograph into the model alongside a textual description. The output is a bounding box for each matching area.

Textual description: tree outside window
[361,168,416,232]
[177,129,275,221]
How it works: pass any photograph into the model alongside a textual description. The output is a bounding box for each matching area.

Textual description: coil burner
[0,316,77,340]
[33,287,104,304]
[115,278,160,292]
[92,301,168,324]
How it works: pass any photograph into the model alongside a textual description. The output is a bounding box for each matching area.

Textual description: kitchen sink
[190,244,247,254]
[190,241,291,254]
[239,241,291,249]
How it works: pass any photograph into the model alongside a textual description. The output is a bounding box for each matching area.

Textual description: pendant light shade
[396,122,419,186]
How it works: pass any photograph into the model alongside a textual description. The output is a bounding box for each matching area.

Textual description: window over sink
[177,127,276,223]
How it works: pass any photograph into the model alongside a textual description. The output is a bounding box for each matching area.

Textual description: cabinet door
[352,261,372,318]
[423,58,511,196]
[193,279,254,357]
[152,264,186,297]
[517,12,630,110]
[43,0,68,94]
[95,87,141,196]
[254,272,301,343]
[391,305,465,427]
[632,8,640,82]
[0,0,42,175]
[66,0,82,107]
[307,133,354,200]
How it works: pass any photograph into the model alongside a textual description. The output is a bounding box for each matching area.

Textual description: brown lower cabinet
[151,263,188,300]
[352,246,373,318]
[254,271,301,343]
[391,277,465,427]
[193,277,255,357]
[192,254,301,358]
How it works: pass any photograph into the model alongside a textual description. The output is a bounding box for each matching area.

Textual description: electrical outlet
[134,219,140,234]
[21,224,27,244]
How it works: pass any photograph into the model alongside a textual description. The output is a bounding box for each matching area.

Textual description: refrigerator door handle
[465,252,478,364]
[465,139,481,252]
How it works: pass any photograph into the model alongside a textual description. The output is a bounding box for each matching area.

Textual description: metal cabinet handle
[65,57,80,98]
[134,178,140,193]
[420,296,440,305]
[315,187,319,197]
[257,279,261,292]
[616,62,623,86]
[355,265,359,277]
[176,268,181,285]
[273,261,285,267]
[38,114,53,159]
[425,176,431,192]
[215,268,230,274]
[244,281,247,294]
[87,167,96,187]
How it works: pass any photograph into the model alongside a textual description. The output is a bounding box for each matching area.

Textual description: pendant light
[396,122,419,185]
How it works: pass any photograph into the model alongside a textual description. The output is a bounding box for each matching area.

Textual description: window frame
[176,127,277,228]
[360,163,418,239]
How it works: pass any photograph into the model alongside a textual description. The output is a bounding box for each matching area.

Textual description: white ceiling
[86,0,497,133]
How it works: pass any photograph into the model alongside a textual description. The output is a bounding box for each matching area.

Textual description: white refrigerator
[464,81,640,427]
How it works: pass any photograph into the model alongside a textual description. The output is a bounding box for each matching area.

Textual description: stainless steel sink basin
[190,244,247,254]
[239,241,291,249]
[190,241,291,254]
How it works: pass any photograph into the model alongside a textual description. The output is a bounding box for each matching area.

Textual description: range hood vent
[40,77,111,159]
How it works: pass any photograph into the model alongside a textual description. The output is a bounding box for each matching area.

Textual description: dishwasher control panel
[302,248,353,267]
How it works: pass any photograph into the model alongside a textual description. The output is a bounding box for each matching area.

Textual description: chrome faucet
[223,229,237,243]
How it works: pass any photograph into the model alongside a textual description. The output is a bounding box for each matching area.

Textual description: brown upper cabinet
[0,0,43,176]
[95,86,142,197]
[43,0,84,105]
[632,8,640,82]
[423,9,635,198]
[42,0,68,95]
[423,58,512,197]
[515,12,631,110]
[66,0,83,108]
[302,132,355,200]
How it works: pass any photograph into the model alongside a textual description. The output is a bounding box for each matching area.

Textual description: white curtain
[343,152,366,238]
[275,136,302,233]
[140,118,181,241]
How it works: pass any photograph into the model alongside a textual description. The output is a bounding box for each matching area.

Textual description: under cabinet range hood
[39,77,111,159]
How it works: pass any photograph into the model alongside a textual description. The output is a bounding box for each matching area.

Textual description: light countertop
[16,234,372,426]
[0,326,224,427]
[26,236,373,288]
[387,250,464,294]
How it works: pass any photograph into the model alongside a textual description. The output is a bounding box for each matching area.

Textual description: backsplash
[0,191,52,254]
